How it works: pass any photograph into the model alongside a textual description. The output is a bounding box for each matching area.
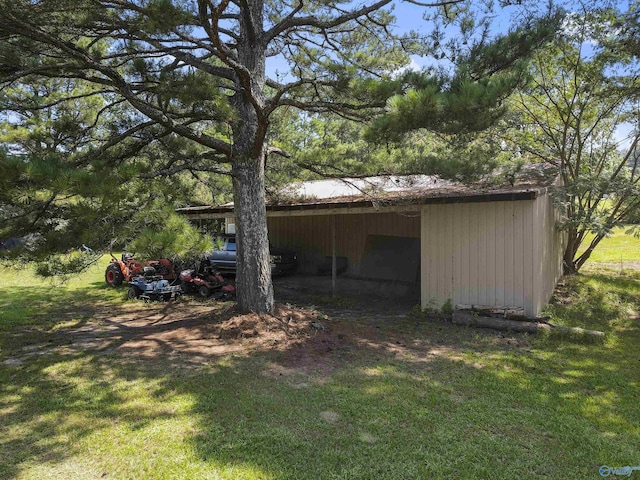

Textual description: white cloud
[392,57,422,78]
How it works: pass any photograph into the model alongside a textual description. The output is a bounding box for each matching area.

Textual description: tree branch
[2,11,234,156]
[263,0,392,44]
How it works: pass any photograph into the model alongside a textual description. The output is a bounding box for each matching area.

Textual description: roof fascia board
[179,189,542,220]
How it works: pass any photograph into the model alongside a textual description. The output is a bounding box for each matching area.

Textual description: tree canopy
[502,5,640,273]
[0,0,562,312]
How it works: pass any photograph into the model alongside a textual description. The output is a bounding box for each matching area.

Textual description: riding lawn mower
[127,266,183,302]
[179,261,236,299]
[105,252,176,287]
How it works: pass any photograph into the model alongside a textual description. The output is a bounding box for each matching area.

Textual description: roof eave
[177,188,543,218]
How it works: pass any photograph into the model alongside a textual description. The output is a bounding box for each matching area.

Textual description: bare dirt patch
[8,287,531,381]
[320,411,339,424]
[9,299,351,367]
[61,301,333,362]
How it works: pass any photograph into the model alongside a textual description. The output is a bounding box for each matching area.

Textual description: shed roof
[176,164,558,216]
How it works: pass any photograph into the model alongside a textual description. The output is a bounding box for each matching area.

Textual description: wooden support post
[332,214,337,298]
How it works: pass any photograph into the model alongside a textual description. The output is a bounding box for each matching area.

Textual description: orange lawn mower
[105,252,176,287]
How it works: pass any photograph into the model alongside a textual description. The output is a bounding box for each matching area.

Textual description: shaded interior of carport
[267,210,422,300]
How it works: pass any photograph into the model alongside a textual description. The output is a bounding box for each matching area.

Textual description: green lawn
[1,250,639,479]
[579,226,640,264]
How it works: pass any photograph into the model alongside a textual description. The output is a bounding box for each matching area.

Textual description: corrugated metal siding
[268,212,420,276]
[421,200,545,316]
[533,193,567,315]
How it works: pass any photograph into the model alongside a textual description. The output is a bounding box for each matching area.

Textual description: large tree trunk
[563,248,578,275]
[232,155,274,313]
[563,228,579,275]
[563,227,606,275]
[231,0,274,313]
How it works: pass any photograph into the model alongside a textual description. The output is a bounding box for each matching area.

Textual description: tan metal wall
[420,195,563,317]
[267,212,420,276]
[533,192,567,315]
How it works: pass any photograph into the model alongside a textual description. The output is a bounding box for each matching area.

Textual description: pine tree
[0,0,560,312]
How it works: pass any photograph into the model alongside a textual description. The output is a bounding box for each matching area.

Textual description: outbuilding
[178,167,565,317]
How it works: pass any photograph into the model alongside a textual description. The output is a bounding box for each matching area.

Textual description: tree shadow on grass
[186,324,640,479]
[1,279,639,479]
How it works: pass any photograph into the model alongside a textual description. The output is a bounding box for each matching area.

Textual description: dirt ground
[4,278,530,378]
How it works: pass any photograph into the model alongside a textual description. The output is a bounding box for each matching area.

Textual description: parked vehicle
[0,234,42,251]
[127,266,182,302]
[105,253,176,287]
[179,262,236,299]
[0,237,24,250]
[207,234,298,275]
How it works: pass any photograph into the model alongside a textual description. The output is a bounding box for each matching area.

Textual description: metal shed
[178,168,565,317]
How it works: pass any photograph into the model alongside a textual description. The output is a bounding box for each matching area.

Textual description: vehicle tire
[181,281,195,294]
[199,285,211,298]
[105,264,124,287]
[127,286,141,300]
[222,291,236,300]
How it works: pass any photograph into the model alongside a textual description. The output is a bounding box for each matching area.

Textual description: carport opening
[359,234,420,283]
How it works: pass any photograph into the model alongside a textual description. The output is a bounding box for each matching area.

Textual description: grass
[578,226,640,264]
[0,258,124,352]
[1,249,639,479]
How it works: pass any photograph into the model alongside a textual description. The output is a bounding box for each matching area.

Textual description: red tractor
[105,253,176,287]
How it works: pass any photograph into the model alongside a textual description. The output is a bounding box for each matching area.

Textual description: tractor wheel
[127,286,142,300]
[105,264,124,287]
[199,285,211,298]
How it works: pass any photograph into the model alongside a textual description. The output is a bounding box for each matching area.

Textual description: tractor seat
[143,266,157,277]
